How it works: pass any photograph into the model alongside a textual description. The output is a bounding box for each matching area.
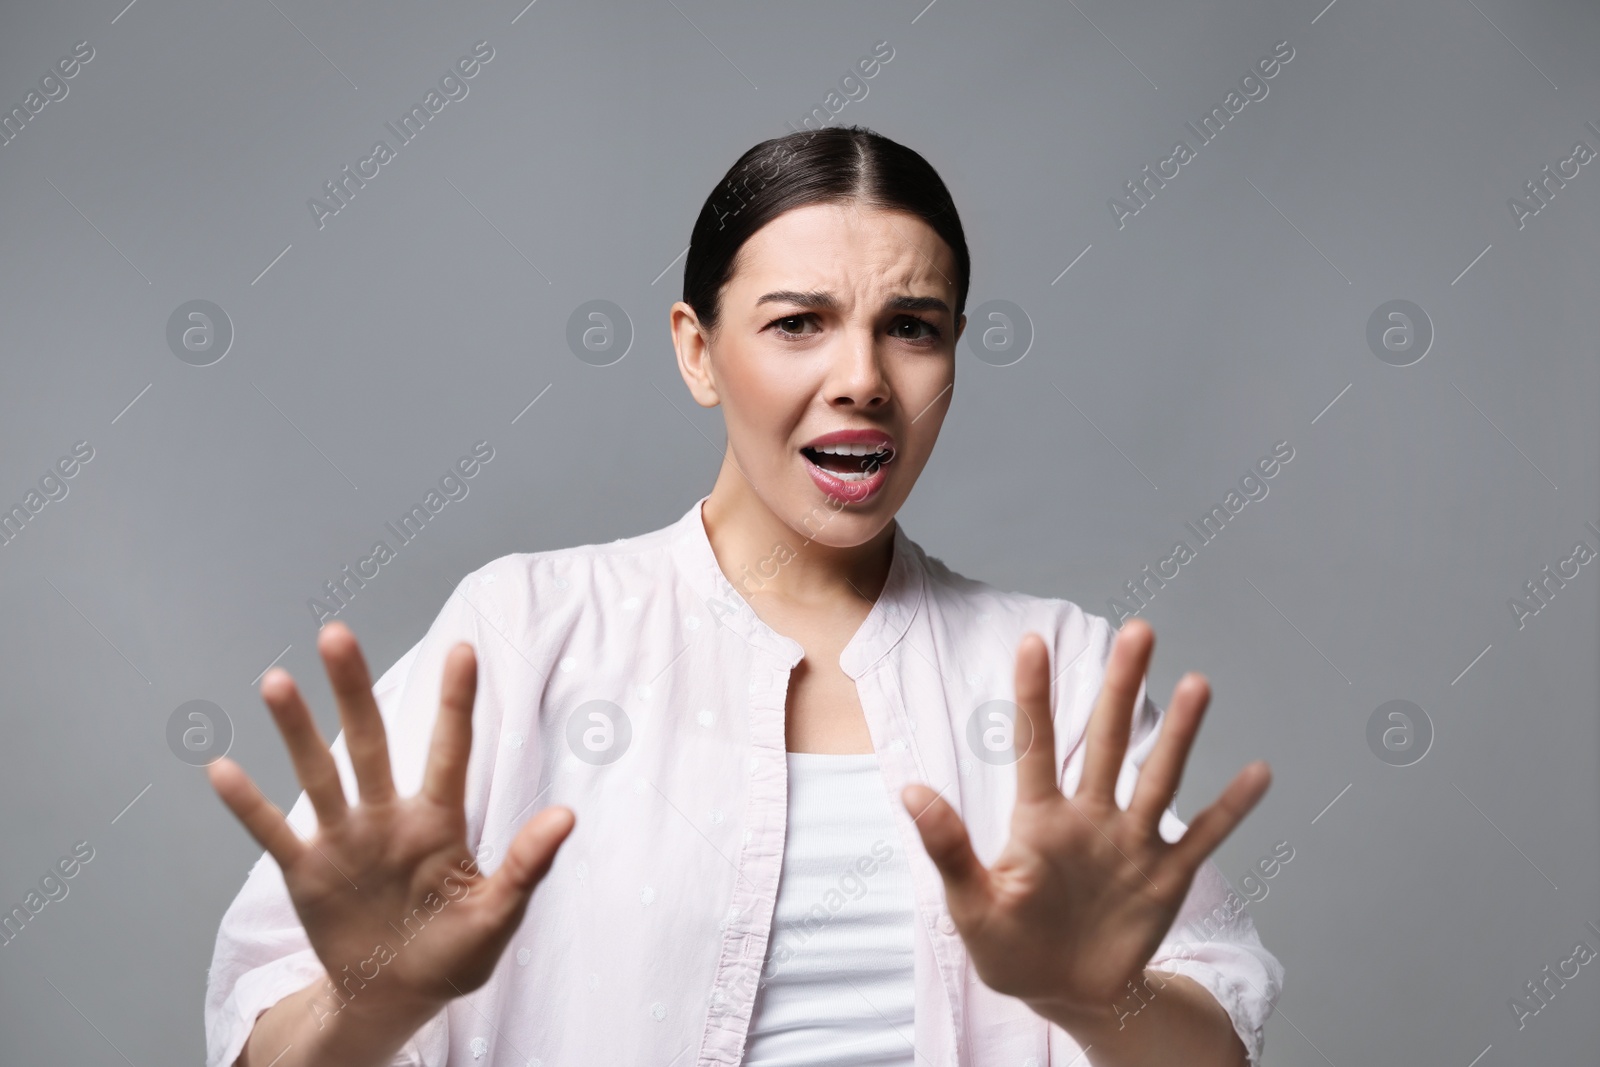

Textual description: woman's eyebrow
[885,294,950,315]
[754,290,950,315]
[756,289,838,310]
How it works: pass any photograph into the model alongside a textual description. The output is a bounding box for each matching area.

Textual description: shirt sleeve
[1055,611,1284,1067]
[203,573,511,1067]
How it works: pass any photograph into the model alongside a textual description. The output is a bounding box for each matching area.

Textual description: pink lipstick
[799,429,897,503]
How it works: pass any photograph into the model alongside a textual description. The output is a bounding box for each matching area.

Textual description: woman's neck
[700,464,896,611]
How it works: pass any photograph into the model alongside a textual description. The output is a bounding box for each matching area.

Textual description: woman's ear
[670,301,720,408]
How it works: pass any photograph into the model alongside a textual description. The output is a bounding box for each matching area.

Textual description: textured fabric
[741,751,916,1066]
[204,493,1283,1067]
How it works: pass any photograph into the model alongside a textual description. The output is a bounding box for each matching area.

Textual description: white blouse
[742,751,917,1066]
[205,493,1283,1067]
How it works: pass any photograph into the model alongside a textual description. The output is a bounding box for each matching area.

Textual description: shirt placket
[858,661,969,1067]
[696,647,794,1066]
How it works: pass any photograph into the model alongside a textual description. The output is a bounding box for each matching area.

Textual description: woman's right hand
[208,620,575,1029]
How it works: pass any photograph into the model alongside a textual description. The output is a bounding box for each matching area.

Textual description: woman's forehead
[730,204,956,302]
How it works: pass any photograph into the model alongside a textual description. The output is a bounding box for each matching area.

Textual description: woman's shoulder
[451,514,689,615]
[914,548,1129,751]
[917,546,1110,652]
[380,518,690,697]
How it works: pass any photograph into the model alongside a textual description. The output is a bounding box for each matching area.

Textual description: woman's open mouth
[799,433,896,502]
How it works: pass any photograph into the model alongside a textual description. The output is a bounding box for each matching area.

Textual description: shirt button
[938,914,957,936]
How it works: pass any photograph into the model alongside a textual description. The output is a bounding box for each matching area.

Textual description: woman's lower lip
[802,452,891,503]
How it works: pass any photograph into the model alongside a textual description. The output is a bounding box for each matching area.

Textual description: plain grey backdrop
[1,0,1596,1062]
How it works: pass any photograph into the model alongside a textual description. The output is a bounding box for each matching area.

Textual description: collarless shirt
[205,494,1283,1067]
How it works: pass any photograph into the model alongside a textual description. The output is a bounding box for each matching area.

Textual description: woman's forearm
[1030,970,1248,1067]
[236,976,442,1067]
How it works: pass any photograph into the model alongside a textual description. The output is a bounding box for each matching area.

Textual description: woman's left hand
[901,618,1271,1019]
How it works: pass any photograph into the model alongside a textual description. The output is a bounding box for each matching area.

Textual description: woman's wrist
[1026,970,1248,1067]
[324,977,447,1033]
[1024,983,1129,1043]
[240,977,446,1067]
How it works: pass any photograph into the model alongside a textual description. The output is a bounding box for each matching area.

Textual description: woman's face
[672,201,964,548]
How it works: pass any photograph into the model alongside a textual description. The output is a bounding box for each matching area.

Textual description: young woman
[205,127,1282,1067]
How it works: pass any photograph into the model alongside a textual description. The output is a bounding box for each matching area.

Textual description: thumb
[902,783,988,916]
[480,805,575,921]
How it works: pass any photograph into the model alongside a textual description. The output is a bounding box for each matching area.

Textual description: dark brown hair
[682,126,970,336]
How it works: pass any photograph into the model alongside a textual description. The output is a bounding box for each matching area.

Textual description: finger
[421,643,477,810]
[1076,618,1154,802]
[259,667,349,827]
[319,622,396,804]
[902,783,989,918]
[478,805,576,924]
[207,757,307,869]
[1012,632,1061,804]
[1170,761,1273,871]
[1126,672,1210,829]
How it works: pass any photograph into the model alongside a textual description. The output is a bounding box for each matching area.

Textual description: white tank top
[741,751,917,1067]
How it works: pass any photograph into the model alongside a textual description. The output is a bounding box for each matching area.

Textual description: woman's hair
[682,125,970,337]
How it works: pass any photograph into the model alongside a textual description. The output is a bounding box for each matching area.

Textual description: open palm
[903,618,1271,1016]
[208,622,574,1017]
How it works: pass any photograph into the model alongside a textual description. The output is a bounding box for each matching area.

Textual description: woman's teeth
[802,445,892,480]
[811,443,884,456]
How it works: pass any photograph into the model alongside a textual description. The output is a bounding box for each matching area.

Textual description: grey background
[1,0,1596,1063]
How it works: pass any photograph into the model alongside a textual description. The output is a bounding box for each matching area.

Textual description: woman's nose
[824,330,889,409]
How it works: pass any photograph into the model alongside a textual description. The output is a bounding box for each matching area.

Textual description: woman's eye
[771,314,817,337]
[890,316,940,342]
